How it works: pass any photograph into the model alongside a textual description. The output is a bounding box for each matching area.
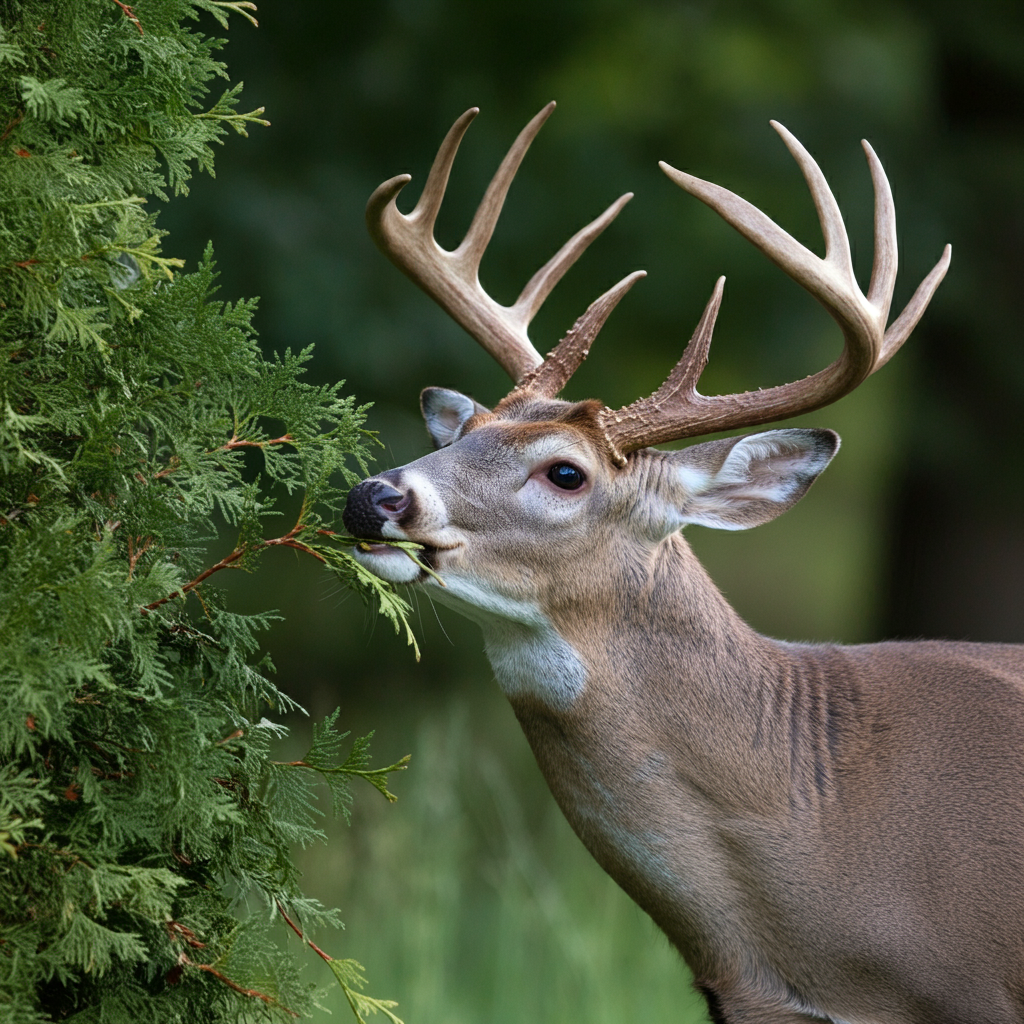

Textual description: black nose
[343,480,410,538]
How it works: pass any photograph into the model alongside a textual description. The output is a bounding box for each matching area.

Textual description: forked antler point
[366,102,635,386]
[602,123,950,456]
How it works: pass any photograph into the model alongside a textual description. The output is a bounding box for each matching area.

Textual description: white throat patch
[427,577,587,709]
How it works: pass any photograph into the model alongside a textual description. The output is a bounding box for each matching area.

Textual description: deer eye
[547,463,585,490]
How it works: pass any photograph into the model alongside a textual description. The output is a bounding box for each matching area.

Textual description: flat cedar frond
[0,3,414,1021]
[328,959,406,1024]
[272,710,411,824]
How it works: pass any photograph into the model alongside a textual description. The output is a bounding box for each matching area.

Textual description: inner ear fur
[666,428,840,531]
[420,387,491,449]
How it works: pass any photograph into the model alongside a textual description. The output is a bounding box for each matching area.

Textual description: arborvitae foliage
[0,3,414,1020]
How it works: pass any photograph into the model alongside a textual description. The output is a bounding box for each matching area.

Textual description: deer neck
[455,532,841,961]
[435,533,800,810]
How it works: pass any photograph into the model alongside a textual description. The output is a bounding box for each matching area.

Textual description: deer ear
[420,387,490,449]
[667,428,840,531]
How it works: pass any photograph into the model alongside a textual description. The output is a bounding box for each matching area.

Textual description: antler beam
[600,122,951,462]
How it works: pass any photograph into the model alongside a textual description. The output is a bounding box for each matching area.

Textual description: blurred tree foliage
[165,0,1022,666]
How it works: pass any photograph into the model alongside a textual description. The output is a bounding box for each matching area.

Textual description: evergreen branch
[139,546,245,613]
[0,817,45,858]
[220,431,294,451]
[277,903,404,1024]
[328,532,446,588]
[199,1,260,29]
[149,432,294,481]
[273,753,411,805]
[139,522,327,614]
[277,902,331,963]
[196,104,271,138]
[262,527,327,563]
[121,250,185,280]
[166,919,206,949]
[179,952,300,1017]
[0,6,408,1018]
[271,712,410,824]
[329,549,422,660]
[126,534,152,579]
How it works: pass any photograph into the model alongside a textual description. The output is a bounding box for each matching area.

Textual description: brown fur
[347,394,1024,1024]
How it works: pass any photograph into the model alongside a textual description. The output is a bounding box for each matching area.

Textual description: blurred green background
[164,1,1021,1020]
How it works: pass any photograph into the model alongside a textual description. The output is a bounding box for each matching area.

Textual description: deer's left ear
[660,428,840,532]
[420,387,490,449]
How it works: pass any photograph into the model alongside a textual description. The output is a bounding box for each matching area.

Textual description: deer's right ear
[420,387,490,449]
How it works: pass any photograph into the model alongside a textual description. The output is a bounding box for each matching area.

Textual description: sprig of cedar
[0,2,418,1021]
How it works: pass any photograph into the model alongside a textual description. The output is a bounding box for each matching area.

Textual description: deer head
[340,109,1024,1023]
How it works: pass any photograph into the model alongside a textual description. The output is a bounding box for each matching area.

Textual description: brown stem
[140,546,246,614]
[150,433,293,482]
[0,112,23,142]
[179,953,299,1016]
[166,920,206,949]
[153,456,180,480]
[262,535,327,563]
[139,518,327,616]
[221,432,294,451]
[277,901,334,965]
[127,535,152,579]
[111,0,143,34]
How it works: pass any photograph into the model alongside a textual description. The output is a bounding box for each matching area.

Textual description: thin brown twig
[127,535,152,579]
[149,434,293,482]
[0,112,23,142]
[262,534,327,563]
[139,515,327,615]
[178,953,299,1017]
[111,0,143,35]
[166,920,206,949]
[220,432,293,451]
[140,546,246,614]
[153,456,180,480]
[276,901,333,964]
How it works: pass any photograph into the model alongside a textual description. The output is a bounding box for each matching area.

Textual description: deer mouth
[412,540,462,574]
[351,538,460,582]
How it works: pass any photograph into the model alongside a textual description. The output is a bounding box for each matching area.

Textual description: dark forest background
[163,2,1022,1020]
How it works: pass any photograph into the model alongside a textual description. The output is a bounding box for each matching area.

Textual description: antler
[366,103,641,386]
[599,122,952,463]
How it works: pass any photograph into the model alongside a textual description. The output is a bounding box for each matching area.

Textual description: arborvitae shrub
[0,3,414,1020]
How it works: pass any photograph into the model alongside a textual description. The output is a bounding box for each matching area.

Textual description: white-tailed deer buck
[343,104,1024,1023]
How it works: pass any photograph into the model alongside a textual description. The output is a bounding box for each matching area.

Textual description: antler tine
[415,107,480,237]
[457,102,556,274]
[602,124,951,457]
[366,104,634,386]
[862,139,898,314]
[647,275,726,397]
[599,278,725,463]
[863,139,953,367]
[771,121,855,281]
[513,191,634,327]
[509,270,647,402]
[879,243,951,366]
